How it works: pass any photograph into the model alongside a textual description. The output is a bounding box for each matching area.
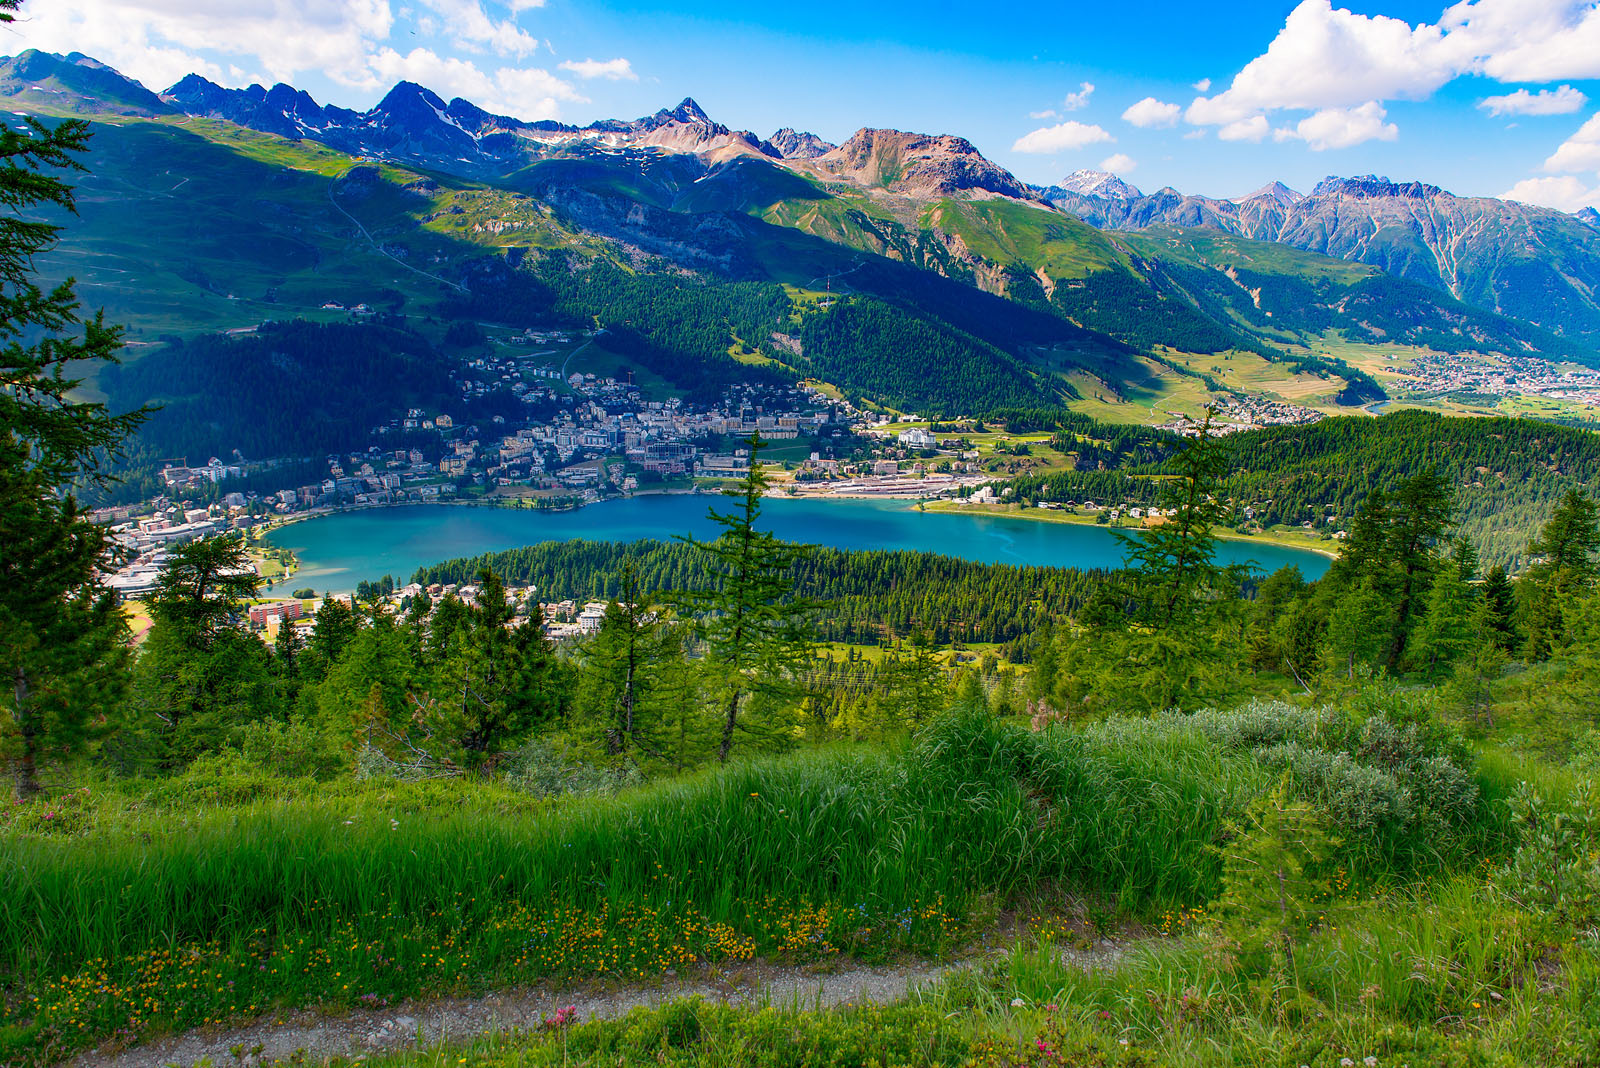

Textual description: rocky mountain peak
[1236,180,1302,206]
[0,49,170,115]
[1050,169,1142,200]
[375,80,450,119]
[1576,206,1600,231]
[817,128,1033,199]
[163,72,227,107]
[768,127,836,160]
[1310,175,1446,200]
[650,97,715,129]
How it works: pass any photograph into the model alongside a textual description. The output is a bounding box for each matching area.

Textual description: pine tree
[1479,565,1518,653]
[0,21,147,798]
[302,594,358,681]
[1412,560,1477,680]
[1520,489,1599,661]
[271,617,305,710]
[1321,471,1454,673]
[1064,408,1249,714]
[1115,408,1236,627]
[887,631,947,725]
[1380,470,1455,671]
[574,563,681,761]
[315,611,415,753]
[675,434,822,763]
[1445,598,1508,726]
[1214,775,1340,980]
[135,535,269,764]
[1323,580,1387,680]
[420,569,568,771]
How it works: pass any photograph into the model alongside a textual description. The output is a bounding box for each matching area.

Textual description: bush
[501,739,642,799]
[1132,698,1485,870]
[230,718,346,780]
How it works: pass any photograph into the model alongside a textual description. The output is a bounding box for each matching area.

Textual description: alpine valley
[12,47,1600,434]
[21,8,1600,1068]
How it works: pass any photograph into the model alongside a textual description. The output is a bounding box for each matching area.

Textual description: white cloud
[1186,0,1453,126]
[1479,85,1587,116]
[15,0,397,89]
[11,0,599,118]
[1185,0,1600,136]
[1501,174,1600,210]
[368,47,582,117]
[1545,112,1600,172]
[1062,81,1095,111]
[1122,97,1180,128]
[1443,0,1600,82]
[1011,120,1113,154]
[417,0,538,58]
[1029,108,1059,120]
[1275,101,1399,150]
[1100,152,1137,173]
[558,57,636,80]
[1218,115,1269,142]
[1192,77,1211,92]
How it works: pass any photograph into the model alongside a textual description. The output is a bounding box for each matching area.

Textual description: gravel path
[70,939,1127,1068]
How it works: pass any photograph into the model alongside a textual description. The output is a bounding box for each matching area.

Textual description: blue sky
[15,0,1600,209]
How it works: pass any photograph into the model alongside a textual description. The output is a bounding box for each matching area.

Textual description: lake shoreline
[265,495,1332,596]
[919,500,1341,560]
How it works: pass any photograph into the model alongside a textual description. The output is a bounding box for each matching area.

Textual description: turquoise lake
[265,495,1331,592]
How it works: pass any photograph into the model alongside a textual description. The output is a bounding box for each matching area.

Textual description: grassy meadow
[1,691,1527,1065]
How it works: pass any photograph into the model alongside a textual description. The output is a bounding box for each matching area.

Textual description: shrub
[501,738,641,799]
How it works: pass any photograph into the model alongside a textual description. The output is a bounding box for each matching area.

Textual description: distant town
[1379,351,1600,409]
[94,329,1015,602]
[95,326,1599,610]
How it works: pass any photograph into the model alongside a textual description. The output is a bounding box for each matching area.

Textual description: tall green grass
[2,714,1270,982]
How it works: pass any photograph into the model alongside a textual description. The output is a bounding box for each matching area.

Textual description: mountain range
[9,47,1600,427]
[1042,173,1600,348]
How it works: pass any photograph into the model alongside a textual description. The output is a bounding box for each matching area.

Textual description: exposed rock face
[1044,174,1600,345]
[173,75,362,140]
[618,98,778,159]
[1309,175,1443,200]
[767,128,836,160]
[161,77,776,171]
[1041,168,1142,200]
[813,128,1035,199]
[1235,181,1302,207]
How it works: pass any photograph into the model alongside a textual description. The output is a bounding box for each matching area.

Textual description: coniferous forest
[13,23,1600,1068]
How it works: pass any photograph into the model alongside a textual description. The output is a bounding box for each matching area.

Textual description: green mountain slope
[19,66,1584,425]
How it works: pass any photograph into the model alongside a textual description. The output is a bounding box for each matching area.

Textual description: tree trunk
[718,684,741,764]
[1277,863,1296,978]
[13,666,42,802]
[622,623,637,749]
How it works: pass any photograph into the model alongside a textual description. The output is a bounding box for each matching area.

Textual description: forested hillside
[1011,409,1600,568]
[414,538,1107,645]
[100,320,467,459]
[13,90,1550,420]
[798,297,1059,412]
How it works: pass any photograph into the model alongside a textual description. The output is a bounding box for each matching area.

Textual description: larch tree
[0,19,147,799]
[574,562,679,761]
[135,534,267,765]
[675,434,822,763]
[1114,407,1237,628]
[420,569,568,771]
[1520,489,1599,661]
